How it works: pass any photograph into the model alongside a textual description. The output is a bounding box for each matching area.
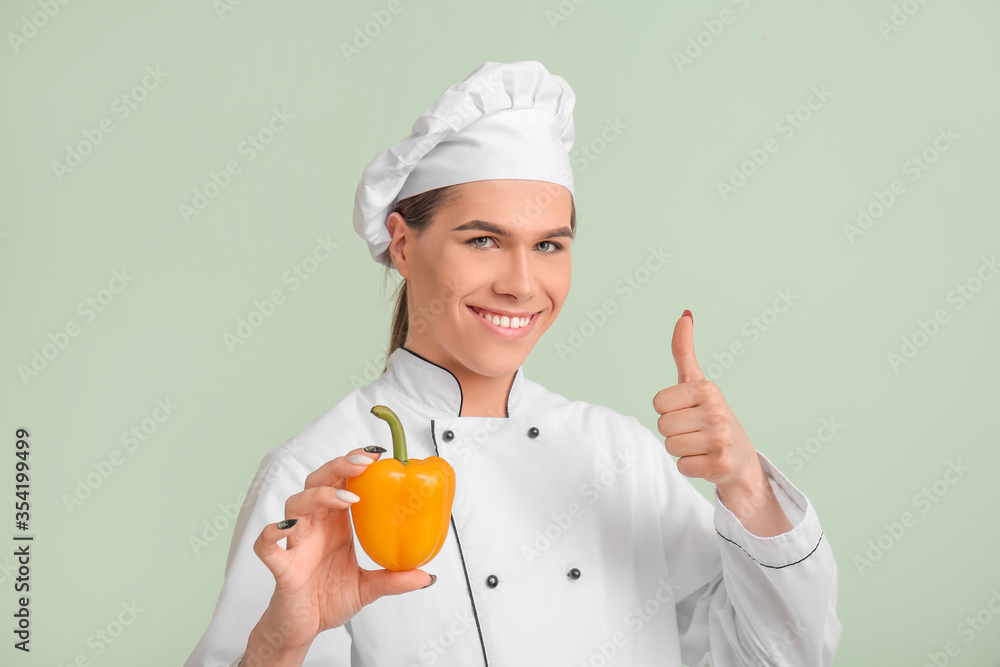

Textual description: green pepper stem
[370,405,407,466]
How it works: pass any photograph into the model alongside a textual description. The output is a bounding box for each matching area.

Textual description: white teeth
[477,308,529,329]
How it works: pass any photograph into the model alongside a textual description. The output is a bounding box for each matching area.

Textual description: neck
[454,369,515,418]
[401,341,515,418]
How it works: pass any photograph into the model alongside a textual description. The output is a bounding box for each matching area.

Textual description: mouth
[468,305,540,338]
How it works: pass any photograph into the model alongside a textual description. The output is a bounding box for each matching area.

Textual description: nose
[492,246,534,301]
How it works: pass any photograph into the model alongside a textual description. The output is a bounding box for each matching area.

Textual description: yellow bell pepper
[347,405,456,571]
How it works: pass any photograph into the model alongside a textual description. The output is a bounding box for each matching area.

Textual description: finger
[672,310,705,384]
[655,408,704,440]
[651,383,701,415]
[675,453,712,479]
[358,568,436,607]
[304,447,382,490]
[253,520,297,578]
[284,485,361,520]
[662,431,707,459]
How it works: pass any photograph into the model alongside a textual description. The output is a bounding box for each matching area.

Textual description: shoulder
[261,380,391,477]
[519,377,657,446]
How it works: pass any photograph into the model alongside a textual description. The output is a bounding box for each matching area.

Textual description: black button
[443,429,454,442]
[567,568,581,581]
[486,574,498,588]
[528,426,539,438]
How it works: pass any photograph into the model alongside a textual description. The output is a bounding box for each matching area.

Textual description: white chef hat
[352,60,576,270]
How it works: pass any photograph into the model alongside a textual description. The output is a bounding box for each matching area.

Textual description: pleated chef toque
[352,60,577,270]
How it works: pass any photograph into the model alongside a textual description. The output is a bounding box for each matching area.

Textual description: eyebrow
[451,220,575,240]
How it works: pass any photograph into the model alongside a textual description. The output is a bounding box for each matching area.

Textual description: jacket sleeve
[183,444,354,666]
[643,420,842,666]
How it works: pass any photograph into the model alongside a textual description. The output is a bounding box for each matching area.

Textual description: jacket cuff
[713,451,824,568]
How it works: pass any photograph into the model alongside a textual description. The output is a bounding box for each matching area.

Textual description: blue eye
[466,236,496,249]
[464,237,565,252]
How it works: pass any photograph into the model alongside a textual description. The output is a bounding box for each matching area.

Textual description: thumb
[360,568,435,605]
[672,310,705,384]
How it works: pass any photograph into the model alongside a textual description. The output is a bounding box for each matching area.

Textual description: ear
[386,212,410,277]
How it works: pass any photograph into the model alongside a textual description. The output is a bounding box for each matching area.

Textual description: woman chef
[185,60,841,666]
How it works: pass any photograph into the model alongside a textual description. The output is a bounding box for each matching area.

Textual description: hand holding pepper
[245,444,436,666]
[347,405,456,572]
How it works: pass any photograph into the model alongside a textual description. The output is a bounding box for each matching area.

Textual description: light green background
[2,0,999,665]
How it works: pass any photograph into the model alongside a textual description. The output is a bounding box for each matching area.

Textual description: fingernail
[277,519,297,530]
[682,309,693,323]
[335,488,360,503]
[364,445,387,454]
[348,454,373,465]
[422,574,437,589]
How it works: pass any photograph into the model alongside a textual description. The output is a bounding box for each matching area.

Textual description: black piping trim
[431,420,490,666]
[506,368,518,418]
[399,345,519,418]
[401,346,463,417]
[715,530,825,569]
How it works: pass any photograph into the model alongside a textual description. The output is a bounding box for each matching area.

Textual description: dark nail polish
[682,309,693,323]
[277,519,297,530]
[422,574,437,589]
[364,445,387,454]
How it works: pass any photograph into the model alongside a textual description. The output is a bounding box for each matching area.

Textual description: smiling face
[386,178,574,382]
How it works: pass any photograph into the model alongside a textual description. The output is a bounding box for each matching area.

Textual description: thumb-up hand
[652,311,760,490]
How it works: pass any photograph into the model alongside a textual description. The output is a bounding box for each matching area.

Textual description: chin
[461,344,529,377]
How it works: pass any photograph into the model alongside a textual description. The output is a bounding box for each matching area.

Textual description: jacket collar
[382,346,525,418]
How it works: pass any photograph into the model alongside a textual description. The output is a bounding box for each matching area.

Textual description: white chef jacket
[185,346,841,666]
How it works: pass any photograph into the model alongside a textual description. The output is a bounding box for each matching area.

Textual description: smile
[468,306,539,337]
